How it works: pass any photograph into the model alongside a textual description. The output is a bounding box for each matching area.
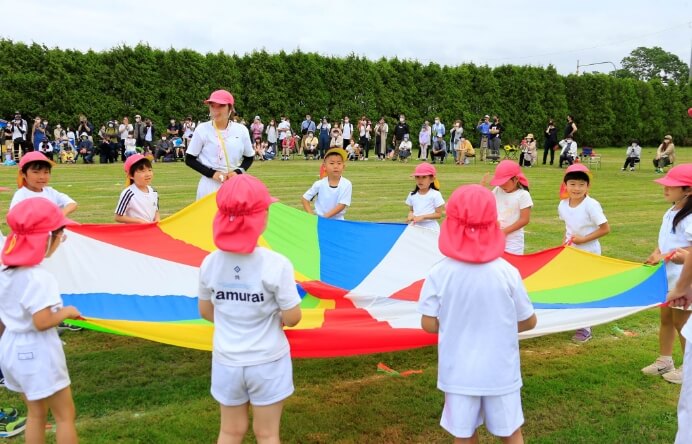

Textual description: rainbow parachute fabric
[44,193,667,358]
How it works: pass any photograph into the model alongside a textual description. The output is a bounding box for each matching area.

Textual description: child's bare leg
[252,401,284,444]
[218,403,249,444]
[500,428,524,444]
[660,306,676,356]
[23,395,49,444]
[454,431,479,444]
[46,387,78,444]
[673,309,692,354]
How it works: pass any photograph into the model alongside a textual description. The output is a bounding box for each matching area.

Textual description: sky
[6,0,692,75]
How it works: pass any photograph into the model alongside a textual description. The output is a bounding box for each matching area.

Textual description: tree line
[1,39,690,147]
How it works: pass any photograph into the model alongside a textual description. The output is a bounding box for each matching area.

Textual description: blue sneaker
[0,414,25,438]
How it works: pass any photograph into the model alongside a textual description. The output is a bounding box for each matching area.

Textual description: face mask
[400,118,404,123]
[170,120,175,124]
[435,120,439,124]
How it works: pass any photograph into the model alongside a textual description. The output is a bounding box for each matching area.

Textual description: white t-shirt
[658,207,692,288]
[493,187,533,254]
[124,137,137,154]
[115,184,159,222]
[198,247,302,367]
[277,121,290,140]
[342,122,353,139]
[0,266,63,332]
[558,196,608,254]
[418,257,534,396]
[145,126,153,142]
[187,121,254,174]
[10,186,75,210]
[405,189,445,231]
[183,122,196,138]
[302,177,352,220]
[119,123,133,140]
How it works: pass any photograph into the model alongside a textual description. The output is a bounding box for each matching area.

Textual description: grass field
[0,147,689,443]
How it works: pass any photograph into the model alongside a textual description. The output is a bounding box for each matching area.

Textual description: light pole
[576,61,618,75]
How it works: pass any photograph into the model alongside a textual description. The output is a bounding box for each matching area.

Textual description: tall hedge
[1,40,690,146]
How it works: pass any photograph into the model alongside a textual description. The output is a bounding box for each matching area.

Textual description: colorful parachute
[44,193,667,358]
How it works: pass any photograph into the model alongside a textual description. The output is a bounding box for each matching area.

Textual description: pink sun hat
[213,174,278,253]
[654,164,692,187]
[2,198,75,266]
[412,162,437,177]
[490,160,529,187]
[204,89,235,106]
[123,154,148,186]
[560,163,592,199]
[439,184,505,264]
[17,151,57,188]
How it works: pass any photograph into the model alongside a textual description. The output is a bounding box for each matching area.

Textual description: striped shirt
[115,184,158,222]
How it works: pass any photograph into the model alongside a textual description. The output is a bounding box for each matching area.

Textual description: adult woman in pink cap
[185,90,255,200]
[198,175,301,443]
[418,184,536,443]
[0,198,80,443]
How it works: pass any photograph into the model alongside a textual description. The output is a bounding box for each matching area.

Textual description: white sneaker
[662,366,683,384]
[641,358,675,376]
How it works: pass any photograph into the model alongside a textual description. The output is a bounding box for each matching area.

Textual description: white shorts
[196,176,222,201]
[676,341,692,443]
[211,353,294,407]
[441,390,524,438]
[0,331,70,401]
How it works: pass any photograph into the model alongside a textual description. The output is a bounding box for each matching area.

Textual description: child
[60,143,75,164]
[281,131,294,161]
[418,184,537,443]
[115,154,160,224]
[198,174,302,444]
[263,142,276,161]
[345,140,357,161]
[253,137,264,160]
[302,148,352,220]
[0,198,81,443]
[558,164,610,342]
[665,248,692,443]
[10,151,78,217]
[487,160,533,254]
[124,131,138,158]
[641,164,692,384]
[406,163,445,231]
[622,139,642,171]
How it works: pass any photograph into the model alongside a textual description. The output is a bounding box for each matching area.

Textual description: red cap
[2,198,74,266]
[654,164,692,187]
[213,175,277,253]
[439,185,505,264]
[490,160,529,187]
[412,162,437,177]
[204,89,235,106]
[17,152,57,188]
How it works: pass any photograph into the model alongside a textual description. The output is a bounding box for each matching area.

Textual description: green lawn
[0,147,688,443]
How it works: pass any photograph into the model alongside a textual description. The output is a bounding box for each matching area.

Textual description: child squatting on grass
[418,184,537,444]
[302,148,353,220]
[114,154,160,224]
[0,198,81,444]
[197,174,302,444]
[641,164,692,384]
